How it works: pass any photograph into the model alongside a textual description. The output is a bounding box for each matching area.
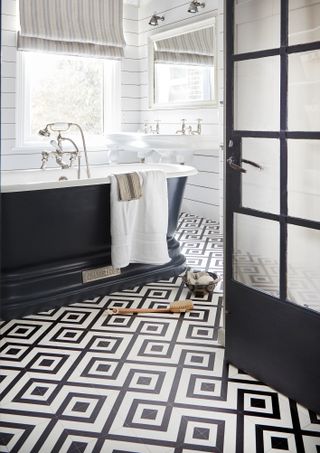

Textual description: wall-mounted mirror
[148,18,217,109]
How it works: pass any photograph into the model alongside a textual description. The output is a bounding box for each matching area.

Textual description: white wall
[1,0,224,223]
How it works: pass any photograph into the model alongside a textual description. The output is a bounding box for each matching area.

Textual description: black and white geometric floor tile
[0,213,319,453]
[234,250,320,313]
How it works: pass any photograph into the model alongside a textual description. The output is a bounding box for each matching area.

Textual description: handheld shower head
[50,140,61,152]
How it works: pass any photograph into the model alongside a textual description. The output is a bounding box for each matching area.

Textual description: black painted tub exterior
[1,177,187,320]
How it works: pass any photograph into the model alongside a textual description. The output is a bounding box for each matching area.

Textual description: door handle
[227,156,246,173]
[227,156,262,173]
[242,159,263,170]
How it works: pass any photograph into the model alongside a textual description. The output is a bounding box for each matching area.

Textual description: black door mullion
[233,131,320,139]
[279,0,289,301]
[225,0,235,287]
[235,207,320,231]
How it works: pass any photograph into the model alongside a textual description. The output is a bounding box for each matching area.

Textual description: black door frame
[225,0,320,413]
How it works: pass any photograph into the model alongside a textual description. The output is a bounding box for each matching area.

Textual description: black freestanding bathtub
[1,163,197,320]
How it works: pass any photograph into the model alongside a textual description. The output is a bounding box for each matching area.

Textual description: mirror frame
[148,17,218,110]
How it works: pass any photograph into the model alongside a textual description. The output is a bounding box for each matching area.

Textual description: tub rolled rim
[1,163,198,193]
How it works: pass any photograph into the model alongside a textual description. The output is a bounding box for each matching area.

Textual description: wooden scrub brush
[106,300,193,315]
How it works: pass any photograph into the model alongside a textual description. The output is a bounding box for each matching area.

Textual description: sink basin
[106,133,219,151]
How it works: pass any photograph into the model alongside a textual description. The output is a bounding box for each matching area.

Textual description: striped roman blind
[154,27,214,66]
[18,0,126,59]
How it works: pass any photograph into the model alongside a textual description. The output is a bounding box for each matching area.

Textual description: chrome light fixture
[188,1,205,13]
[149,13,165,26]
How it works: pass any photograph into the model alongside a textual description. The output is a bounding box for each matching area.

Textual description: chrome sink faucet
[147,120,160,134]
[176,119,187,135]
[189,118,203,135]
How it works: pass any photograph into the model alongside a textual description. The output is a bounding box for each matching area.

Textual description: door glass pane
[288,139,320,222]
[242,138,280,214]
[288,50,320,131]
[234,56,280,131]
[235,0,280,54]
[287,225,320,312]
[233,213,280,297]
[289,0,320,45]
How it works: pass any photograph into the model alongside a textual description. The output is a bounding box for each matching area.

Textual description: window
[17,52,120,149]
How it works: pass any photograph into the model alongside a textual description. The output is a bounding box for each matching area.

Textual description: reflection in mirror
[149,19,216,108]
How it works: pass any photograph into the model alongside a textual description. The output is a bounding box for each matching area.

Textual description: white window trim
[16,52,121,152]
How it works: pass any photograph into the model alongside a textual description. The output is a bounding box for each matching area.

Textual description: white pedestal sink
[105,133,219,152]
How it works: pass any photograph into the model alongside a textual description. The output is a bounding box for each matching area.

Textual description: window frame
[16,52,121,151]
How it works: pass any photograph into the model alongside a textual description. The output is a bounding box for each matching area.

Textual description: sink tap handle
[181,119,187,135]
[176,119,187,135]
[196,118,202,135]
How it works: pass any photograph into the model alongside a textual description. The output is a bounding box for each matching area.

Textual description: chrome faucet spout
[176,119,187,135]
[149,120,160,135]
[55,154,69,169]
[190,118,202,135]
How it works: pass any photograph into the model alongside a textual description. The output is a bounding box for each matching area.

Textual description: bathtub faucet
[38,122,91,178]
[40,136,80,174]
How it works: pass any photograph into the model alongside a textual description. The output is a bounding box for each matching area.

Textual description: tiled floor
[0,213,319,453]
[234,250,320,313]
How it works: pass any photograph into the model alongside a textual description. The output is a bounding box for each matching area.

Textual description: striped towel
[115,172,142,201]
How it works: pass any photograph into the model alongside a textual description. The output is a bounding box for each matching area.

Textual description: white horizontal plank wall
[138,0,224,223]
[0,1,141,171]
[1,0,17,170]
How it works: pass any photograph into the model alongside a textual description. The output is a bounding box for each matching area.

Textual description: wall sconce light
[188,1,206,13]
[149,13,165,26]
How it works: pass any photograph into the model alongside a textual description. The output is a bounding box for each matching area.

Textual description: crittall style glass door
[225,0,320,412]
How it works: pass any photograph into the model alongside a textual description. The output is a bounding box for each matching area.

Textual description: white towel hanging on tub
[110,170,170,269]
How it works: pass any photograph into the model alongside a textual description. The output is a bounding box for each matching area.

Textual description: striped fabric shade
[18,0,126,59]
[154,27,214,66]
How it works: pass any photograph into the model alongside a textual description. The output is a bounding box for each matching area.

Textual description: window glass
[19,52,119,146]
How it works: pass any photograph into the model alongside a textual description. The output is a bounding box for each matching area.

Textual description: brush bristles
[169,300,193,313]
